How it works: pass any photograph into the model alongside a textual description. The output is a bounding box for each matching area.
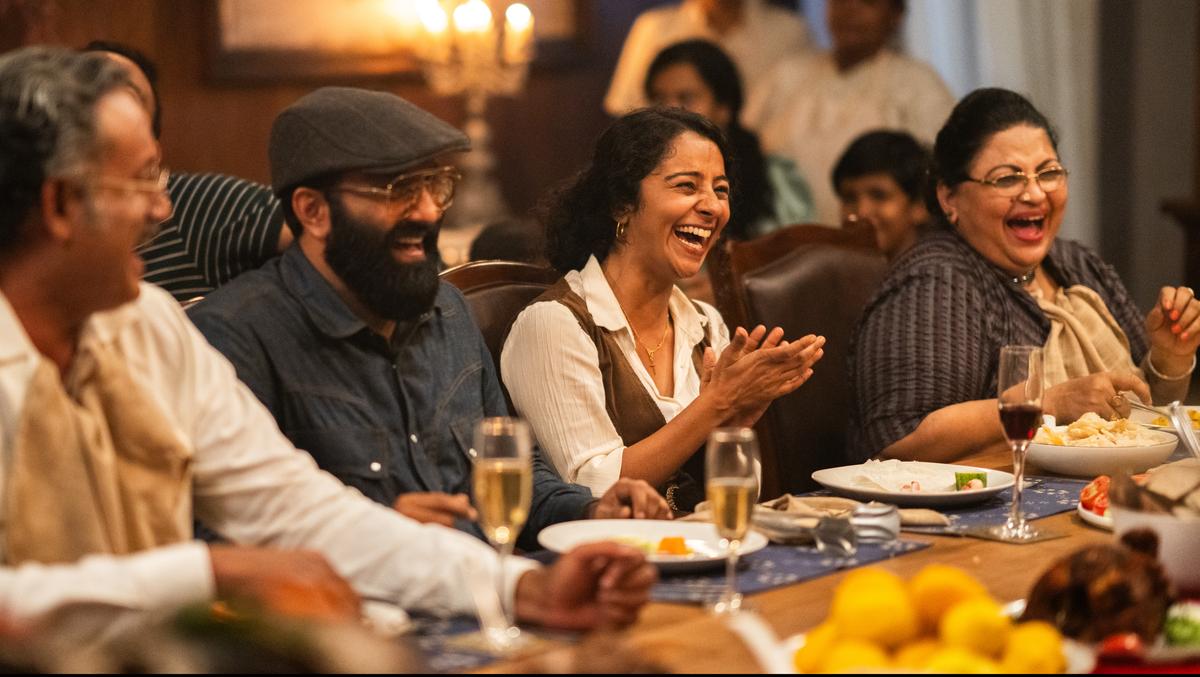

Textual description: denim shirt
[188,246,594,550]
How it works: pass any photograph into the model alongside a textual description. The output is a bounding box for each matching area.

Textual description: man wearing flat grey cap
[190,87,670,550]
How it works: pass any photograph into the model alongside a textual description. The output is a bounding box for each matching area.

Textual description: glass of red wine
[992,345,1045,542]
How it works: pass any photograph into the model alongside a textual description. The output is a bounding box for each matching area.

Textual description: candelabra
[415,0,534,241]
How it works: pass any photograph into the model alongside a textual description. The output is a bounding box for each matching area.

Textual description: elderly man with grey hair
[0,46,655,643]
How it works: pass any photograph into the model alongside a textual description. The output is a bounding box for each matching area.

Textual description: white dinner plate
[1130,404,1200,432]
[1075,501,1113,531]
[536,519,769,574]
[1027,426,1177,477]
[810,461,1014,508]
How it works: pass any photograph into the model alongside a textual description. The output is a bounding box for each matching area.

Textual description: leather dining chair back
[711,224,886,497]
[440,260,561,378]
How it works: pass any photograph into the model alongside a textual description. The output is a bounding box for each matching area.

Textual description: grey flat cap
[269,86,470,197]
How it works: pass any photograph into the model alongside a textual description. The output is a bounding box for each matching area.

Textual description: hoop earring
[615,218,628,242]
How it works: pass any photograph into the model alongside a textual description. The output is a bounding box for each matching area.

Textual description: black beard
[324,197,441,322]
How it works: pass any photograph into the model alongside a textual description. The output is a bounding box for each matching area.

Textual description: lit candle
[452,0,492,35]
[452,0,494,66]
[416,0,450,63]
[503,3,534,64]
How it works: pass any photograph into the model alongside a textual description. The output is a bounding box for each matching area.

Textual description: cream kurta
[0,283,532,636]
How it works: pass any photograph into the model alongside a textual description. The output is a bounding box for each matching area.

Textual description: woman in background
[645,39,814,240]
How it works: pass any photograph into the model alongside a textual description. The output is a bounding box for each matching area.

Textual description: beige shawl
[6,339,191,564]
[1033,284,1144,388]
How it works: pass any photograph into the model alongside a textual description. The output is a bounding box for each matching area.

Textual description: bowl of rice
[1027,412,1178,477]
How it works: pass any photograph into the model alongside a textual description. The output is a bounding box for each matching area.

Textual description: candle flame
[453,0,492,33]
[416,0,449,34]
[505,3,532,31]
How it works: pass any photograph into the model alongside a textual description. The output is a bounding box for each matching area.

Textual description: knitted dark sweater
[847,229,1147,461]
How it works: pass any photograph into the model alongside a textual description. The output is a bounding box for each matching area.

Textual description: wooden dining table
[483,451,1115,673]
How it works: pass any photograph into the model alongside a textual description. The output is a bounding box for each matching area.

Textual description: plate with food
[810,459,1014,507]
[1075,475,1114,530]
[536,519,768,574]
[1028,413,1177,477]
[1130,404,1200,432]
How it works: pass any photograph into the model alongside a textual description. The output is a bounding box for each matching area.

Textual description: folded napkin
[684,494,949,544]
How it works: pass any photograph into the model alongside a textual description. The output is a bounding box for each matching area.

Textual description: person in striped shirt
[83,41,292,302]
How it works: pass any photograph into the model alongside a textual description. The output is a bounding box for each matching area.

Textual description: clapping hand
[701,325,825,427]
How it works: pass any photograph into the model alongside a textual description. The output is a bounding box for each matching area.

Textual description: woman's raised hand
[1145,285,1200,377]
[702,327,825,426]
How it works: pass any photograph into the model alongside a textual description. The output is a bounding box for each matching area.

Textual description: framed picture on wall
[205,0,586,82]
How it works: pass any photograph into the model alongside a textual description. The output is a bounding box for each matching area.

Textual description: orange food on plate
[656,536,692,556]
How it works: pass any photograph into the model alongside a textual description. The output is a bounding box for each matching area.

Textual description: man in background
[743,0,954,224]
[605,0,812,115]
[84,40,291,302]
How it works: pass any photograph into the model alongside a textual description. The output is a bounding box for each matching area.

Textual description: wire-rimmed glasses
[331,165,461,216]
[87,166,174,224]
[966,166,1068,197]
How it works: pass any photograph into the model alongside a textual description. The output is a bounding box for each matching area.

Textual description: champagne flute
[473,417,533,651]
[706,427,759,615]
[992,345,1045,542]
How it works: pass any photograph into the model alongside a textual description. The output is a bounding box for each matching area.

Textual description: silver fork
[1117,392,1170,418]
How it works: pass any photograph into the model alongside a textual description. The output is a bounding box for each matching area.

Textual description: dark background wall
[0,0,667,218]
[3,0,1197,302]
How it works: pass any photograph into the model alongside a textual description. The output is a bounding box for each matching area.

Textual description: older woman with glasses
[848,87,1199,464]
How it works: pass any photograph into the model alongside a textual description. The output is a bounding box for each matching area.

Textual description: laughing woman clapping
[501,108,824,512]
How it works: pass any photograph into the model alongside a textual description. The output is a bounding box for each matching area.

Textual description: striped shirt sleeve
[139,173,283,302]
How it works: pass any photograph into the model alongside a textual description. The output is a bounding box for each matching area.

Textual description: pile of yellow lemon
[792,565,1066,673]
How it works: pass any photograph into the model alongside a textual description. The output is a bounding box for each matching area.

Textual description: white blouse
[501,256,730,496]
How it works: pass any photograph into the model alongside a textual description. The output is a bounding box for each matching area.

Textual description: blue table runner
[651,539,930,604]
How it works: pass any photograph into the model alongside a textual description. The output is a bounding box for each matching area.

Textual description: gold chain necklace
[618,303,671,369]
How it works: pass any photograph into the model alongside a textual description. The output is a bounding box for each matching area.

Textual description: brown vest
[535,280,711,512]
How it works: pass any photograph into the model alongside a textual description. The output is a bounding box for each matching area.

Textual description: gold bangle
[1145,352,1197,381]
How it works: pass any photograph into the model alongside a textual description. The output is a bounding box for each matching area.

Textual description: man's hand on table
[514,541,657,630]
[589,478,672,520]
[208,545,361,622]
[392,491,477,527]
